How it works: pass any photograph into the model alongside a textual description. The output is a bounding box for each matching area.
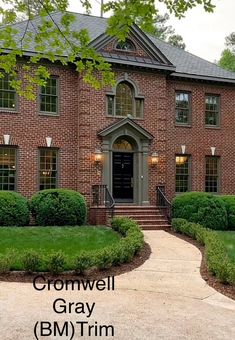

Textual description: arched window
[113,137,133,151]
[115,40,135,52]
[116,82,133,117]
[107,81,144,118]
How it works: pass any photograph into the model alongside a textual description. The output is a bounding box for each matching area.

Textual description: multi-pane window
[40,77,58,114]
[0,147,16,190]
[205,156,219,193]
[175,155,190,193]
[205,95,220,126]
[107,81,144,118]
[39,149,58,190]
[175,92,191,125]
[0,73,16,109]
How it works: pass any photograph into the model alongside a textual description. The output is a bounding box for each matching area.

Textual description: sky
[68,0,235,63]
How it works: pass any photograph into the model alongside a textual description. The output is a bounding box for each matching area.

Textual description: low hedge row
[0,189,87,226]
[0,217,144,274]
[172,192,228,230]
[172,218,235,285]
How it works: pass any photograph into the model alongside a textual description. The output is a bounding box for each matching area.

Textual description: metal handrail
[92,184,115,218]
[156,185,172,222]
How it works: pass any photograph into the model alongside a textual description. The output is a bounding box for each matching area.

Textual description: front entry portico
[98,118,153,205]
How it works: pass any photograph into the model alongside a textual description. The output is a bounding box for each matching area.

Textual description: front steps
[114,206,171,230]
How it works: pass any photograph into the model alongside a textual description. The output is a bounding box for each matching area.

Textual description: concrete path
[0,231,235,340]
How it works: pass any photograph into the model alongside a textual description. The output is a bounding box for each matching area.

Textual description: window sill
[175,123,191,128]
[38,112,59,117]
[205,125,220,129]
[0,109,18,114]
[106,114,144,120]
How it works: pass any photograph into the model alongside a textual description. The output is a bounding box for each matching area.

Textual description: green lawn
[0,226,120,270]
[217,231,235,263]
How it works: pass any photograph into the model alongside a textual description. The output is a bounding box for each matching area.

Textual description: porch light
[3,134,11,145]
[94,149,102,163]
[151,152,159,166]
[176,156,187,165]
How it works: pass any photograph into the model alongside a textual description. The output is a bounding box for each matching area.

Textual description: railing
[92,184,115,218]
[156,185,172,223]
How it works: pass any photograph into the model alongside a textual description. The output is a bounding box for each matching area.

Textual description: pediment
[90,24,175,71]
[98,117,153,140]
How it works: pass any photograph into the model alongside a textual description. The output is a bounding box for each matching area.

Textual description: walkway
[0,231,235,339]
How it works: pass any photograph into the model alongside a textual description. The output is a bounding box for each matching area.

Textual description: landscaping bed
[0,217,146,277]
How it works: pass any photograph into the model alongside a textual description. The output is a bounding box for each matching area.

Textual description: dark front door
[113,152,133,202]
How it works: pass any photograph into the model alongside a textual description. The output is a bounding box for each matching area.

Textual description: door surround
[98,118,153,205]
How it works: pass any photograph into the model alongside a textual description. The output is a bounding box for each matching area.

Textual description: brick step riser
[141,226,171,230]
[114,211,163,215]
[114,213,165,218]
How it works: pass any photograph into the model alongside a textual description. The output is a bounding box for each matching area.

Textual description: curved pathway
[0,231,235,339]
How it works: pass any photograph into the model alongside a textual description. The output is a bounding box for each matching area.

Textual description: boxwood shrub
[172,192,228,230]
[30,189,87,226]
[0,191,30,226]
[172,218,235,285]
[220,195,235,230]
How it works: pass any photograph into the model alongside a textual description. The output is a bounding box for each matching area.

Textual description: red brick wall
[0,64,79,197]
[166,80,235,200]
[1,62,235,209]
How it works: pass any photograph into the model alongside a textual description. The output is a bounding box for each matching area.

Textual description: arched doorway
[98,117,153,205]
[112,137,135,203]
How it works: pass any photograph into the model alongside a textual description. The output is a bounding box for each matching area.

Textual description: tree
[149,13,186,49]
[0,0,216,99]
[218,32,235,72]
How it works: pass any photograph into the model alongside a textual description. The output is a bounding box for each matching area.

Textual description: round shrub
[30,189,87,226]
[172,192,228,230]
[0,191,29,226]
[220,195,235,230]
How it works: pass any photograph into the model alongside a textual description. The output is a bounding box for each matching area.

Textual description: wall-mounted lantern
[46,137,52,147]
[94,149,102,163]
[151,152,159,166]
[3,134,11,145]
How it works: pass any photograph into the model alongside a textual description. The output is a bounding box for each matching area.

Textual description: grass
[217,231,235,263]
[0,226,120,270]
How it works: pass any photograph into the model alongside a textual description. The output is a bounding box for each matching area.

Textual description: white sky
[68,0,235,63]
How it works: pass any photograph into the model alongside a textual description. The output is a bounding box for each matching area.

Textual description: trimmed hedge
[172,218,235,285]
[0,217,144,274]
[172,192,228,230]
[220,195,235,230]
[0,191,30,226]
[30,189,87,226]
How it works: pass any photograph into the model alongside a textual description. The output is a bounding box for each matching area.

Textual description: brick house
[0,13,235,227]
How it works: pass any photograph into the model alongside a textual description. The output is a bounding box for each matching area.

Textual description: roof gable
[90,24,175,72]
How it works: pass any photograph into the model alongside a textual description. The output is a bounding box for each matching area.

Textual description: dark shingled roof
[8,11,235,84]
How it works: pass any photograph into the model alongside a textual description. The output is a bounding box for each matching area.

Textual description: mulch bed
[0,242,151,283]
[168,230,235,301]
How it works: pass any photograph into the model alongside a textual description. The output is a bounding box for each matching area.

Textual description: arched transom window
[107,81,144,118]
[113,138,133,151]
[115,40,135,52]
